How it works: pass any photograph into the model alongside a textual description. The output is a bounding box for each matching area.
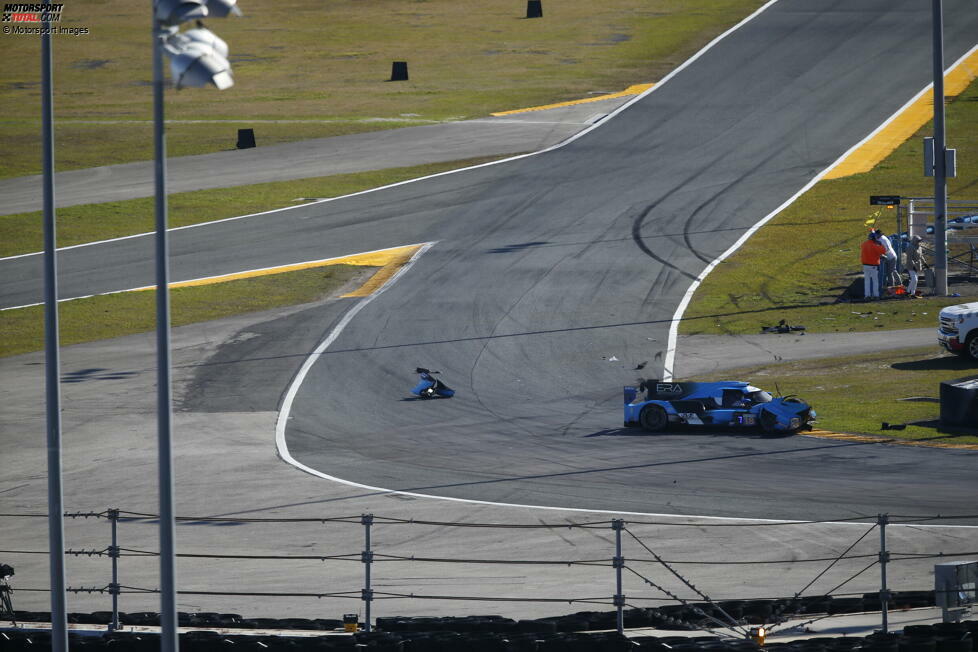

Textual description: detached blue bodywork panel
[411,369,455,399]
[624,380,815,434]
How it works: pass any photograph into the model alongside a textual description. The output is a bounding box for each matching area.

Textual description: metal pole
[361,514,374,633]
[41,3,68,650]
[932,0,948,296]
[153,5,178,650]
[895,205,904,275]
[612,519,625,635]
[879,514,890,634]
[108,509,120,632]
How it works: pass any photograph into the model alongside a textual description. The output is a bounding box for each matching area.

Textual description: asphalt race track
[4,0,978,523]
[280,0,978,522]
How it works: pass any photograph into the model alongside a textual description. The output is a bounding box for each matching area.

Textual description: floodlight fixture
[166,40,233,89]
[204,0,241,18]
[155,0,208,26]
[172,26,229,59]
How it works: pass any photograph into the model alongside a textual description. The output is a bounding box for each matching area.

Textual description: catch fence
[1,510,976,637]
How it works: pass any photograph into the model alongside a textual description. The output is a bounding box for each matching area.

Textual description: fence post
[107,508,120,632]
[878,513,890,633]
[361,514,374,633]
[612,519,625,634]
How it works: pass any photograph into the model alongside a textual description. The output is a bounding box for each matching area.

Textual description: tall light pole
[41,0,67,649]
[152,1,238,649]
[152,9,177,648]
[931,0,948,296]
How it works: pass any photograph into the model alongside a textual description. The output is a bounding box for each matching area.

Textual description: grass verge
[680,78,978,337]
[0,0,766,178]
[0,155,511,257]
[0,265,366,357]
[690,346,978,447]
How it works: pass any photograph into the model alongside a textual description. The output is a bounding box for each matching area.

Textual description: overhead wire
[8,547,978,565]
[367,554,611,566]
[623,527,747,635]
[819,560,880,598]
[3,510,975,527]
[369,591,614,605]
[784,522,877,600]
[622,564,750,637]
[766,522,878,631]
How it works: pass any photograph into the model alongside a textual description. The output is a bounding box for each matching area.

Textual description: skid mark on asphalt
[664,45,978,383]
[61,368,138,383]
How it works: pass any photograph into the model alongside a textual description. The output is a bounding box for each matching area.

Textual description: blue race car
[624,380,815,435]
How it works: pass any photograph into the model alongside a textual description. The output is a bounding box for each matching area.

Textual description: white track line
[0,243,427,311]
[274,262,973,529]
[0,0,778,264]
[273,0,976,527]
[663,42,978,382]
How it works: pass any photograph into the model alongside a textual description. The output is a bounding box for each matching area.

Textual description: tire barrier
[2,590,941,635]
[377,615,520,633]
[890,591,938,610]
[828,597,865,615]
[1,622,977,651]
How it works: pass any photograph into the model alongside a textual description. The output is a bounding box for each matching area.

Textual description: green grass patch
[690,346,978,446]
[0,265,366,357]
[681,78,978,337]
[0,0,766,178]
[0,120,431,180]
[683,295,968,337]
[0,155,510,257]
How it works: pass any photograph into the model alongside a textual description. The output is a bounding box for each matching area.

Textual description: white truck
[938,301,978,360]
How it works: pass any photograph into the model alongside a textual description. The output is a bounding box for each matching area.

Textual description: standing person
[905,234,925,297]
[874,229,899,290]
[860,231,886,300]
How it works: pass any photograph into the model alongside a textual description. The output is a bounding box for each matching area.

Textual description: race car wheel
[758,409,780,435]
[760,408,802,436]
[639,405,668,432]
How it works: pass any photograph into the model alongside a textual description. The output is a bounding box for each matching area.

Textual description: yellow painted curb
[823,47,978,179]
[490,83,653,116]
[341,245,421,297]
[806,429,888,443]
[805,428,978,450]
[130,244,423,295]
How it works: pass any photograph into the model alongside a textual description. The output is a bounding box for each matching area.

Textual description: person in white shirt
[874,229,900,290]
